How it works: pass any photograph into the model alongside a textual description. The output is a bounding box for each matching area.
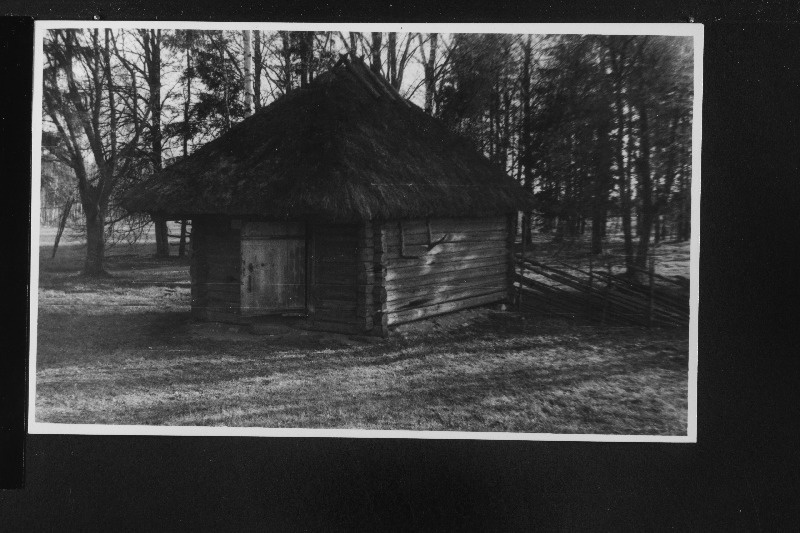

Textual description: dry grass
[35,238,689,435]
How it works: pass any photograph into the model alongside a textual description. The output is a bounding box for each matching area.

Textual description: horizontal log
[205,249,239,258]
[385,262,508,291]
[308,320,365,335]
[388,281,507,312]
[385,256,507,282]
[383,229,507,247]
[206,257,239,267]
[314,243,358,256]
[387,290,506,325]
[207,267,240,281]
[314,223,359,233]
[314,299,374,317]
[313,309,359,324]
[242,221,305,238]
[315,299,358,314]
[207,288,241,299]
[315,263,375,285]
[314,251,359,263]
[386,240,506,257]
[388,218,506,235]
[315,274,357,286]
[387,248,507,270]
[314,232,358,242]
[316,262,358,277]
[207,268,239,279]
[206,285,240,296]
[317,260,373,275]
[312,285,359,301]
[314,282,370,291]
[387,273,506,304]
[315,237,359,248]
[204,242,239,253]
[315,254,359,266]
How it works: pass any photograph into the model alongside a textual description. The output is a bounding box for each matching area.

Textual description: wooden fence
[513,254,689,327]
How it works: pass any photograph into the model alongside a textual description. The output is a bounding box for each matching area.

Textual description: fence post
[517,222,526,311]
[601,261,611,325]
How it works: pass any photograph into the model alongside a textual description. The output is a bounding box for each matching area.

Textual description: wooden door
[240,222,306,315]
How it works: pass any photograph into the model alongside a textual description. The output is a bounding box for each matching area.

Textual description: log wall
[190,216,241,321]
[189,216,510,333]
[382,217,509,326]
[310,223,373,334]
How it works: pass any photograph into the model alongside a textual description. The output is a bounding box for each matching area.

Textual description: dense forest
[41,29,693,275]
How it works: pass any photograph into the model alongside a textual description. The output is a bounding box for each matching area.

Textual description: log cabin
[123,55,532,336]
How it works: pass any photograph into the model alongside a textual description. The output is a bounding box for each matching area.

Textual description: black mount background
[2,3,799,528]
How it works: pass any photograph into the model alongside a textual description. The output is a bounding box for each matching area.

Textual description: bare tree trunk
[520,35,534,245]
[183,49,191,158]
[306,32,317,83]
[387,32,397,87]
[178,219,188,257]
[144,29,170,258]
[349,32,358,58]
[298,32,311,88]
[243,30,254,117]
[220,41,232,130]
[253,30,262,110]
[370,32,382,74]
[420,33,438,115]
[179,49,192,257]
[502,89,511,171]
[280,31,293,94]
[617,96,634,271]
[592,116,612,255]
[658,112,681,243]
[84,203,106,275]
[488,91,497,163]
[635,101,654,269]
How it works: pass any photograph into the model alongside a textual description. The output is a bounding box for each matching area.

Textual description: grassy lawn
[34,233,689,435]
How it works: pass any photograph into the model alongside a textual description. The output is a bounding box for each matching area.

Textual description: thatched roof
[123,56,532,222]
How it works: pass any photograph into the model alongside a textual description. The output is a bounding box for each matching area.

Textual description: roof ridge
[328,54,412,108]
[338,56,382,99]
[350,59,412,108]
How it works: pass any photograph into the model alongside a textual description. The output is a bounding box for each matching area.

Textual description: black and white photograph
[29,22,701,440]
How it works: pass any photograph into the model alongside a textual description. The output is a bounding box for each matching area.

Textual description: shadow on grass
[35,304,689,434]
[40,339,687,434]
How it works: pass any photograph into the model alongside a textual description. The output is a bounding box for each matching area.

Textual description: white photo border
[29,21,703,442]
